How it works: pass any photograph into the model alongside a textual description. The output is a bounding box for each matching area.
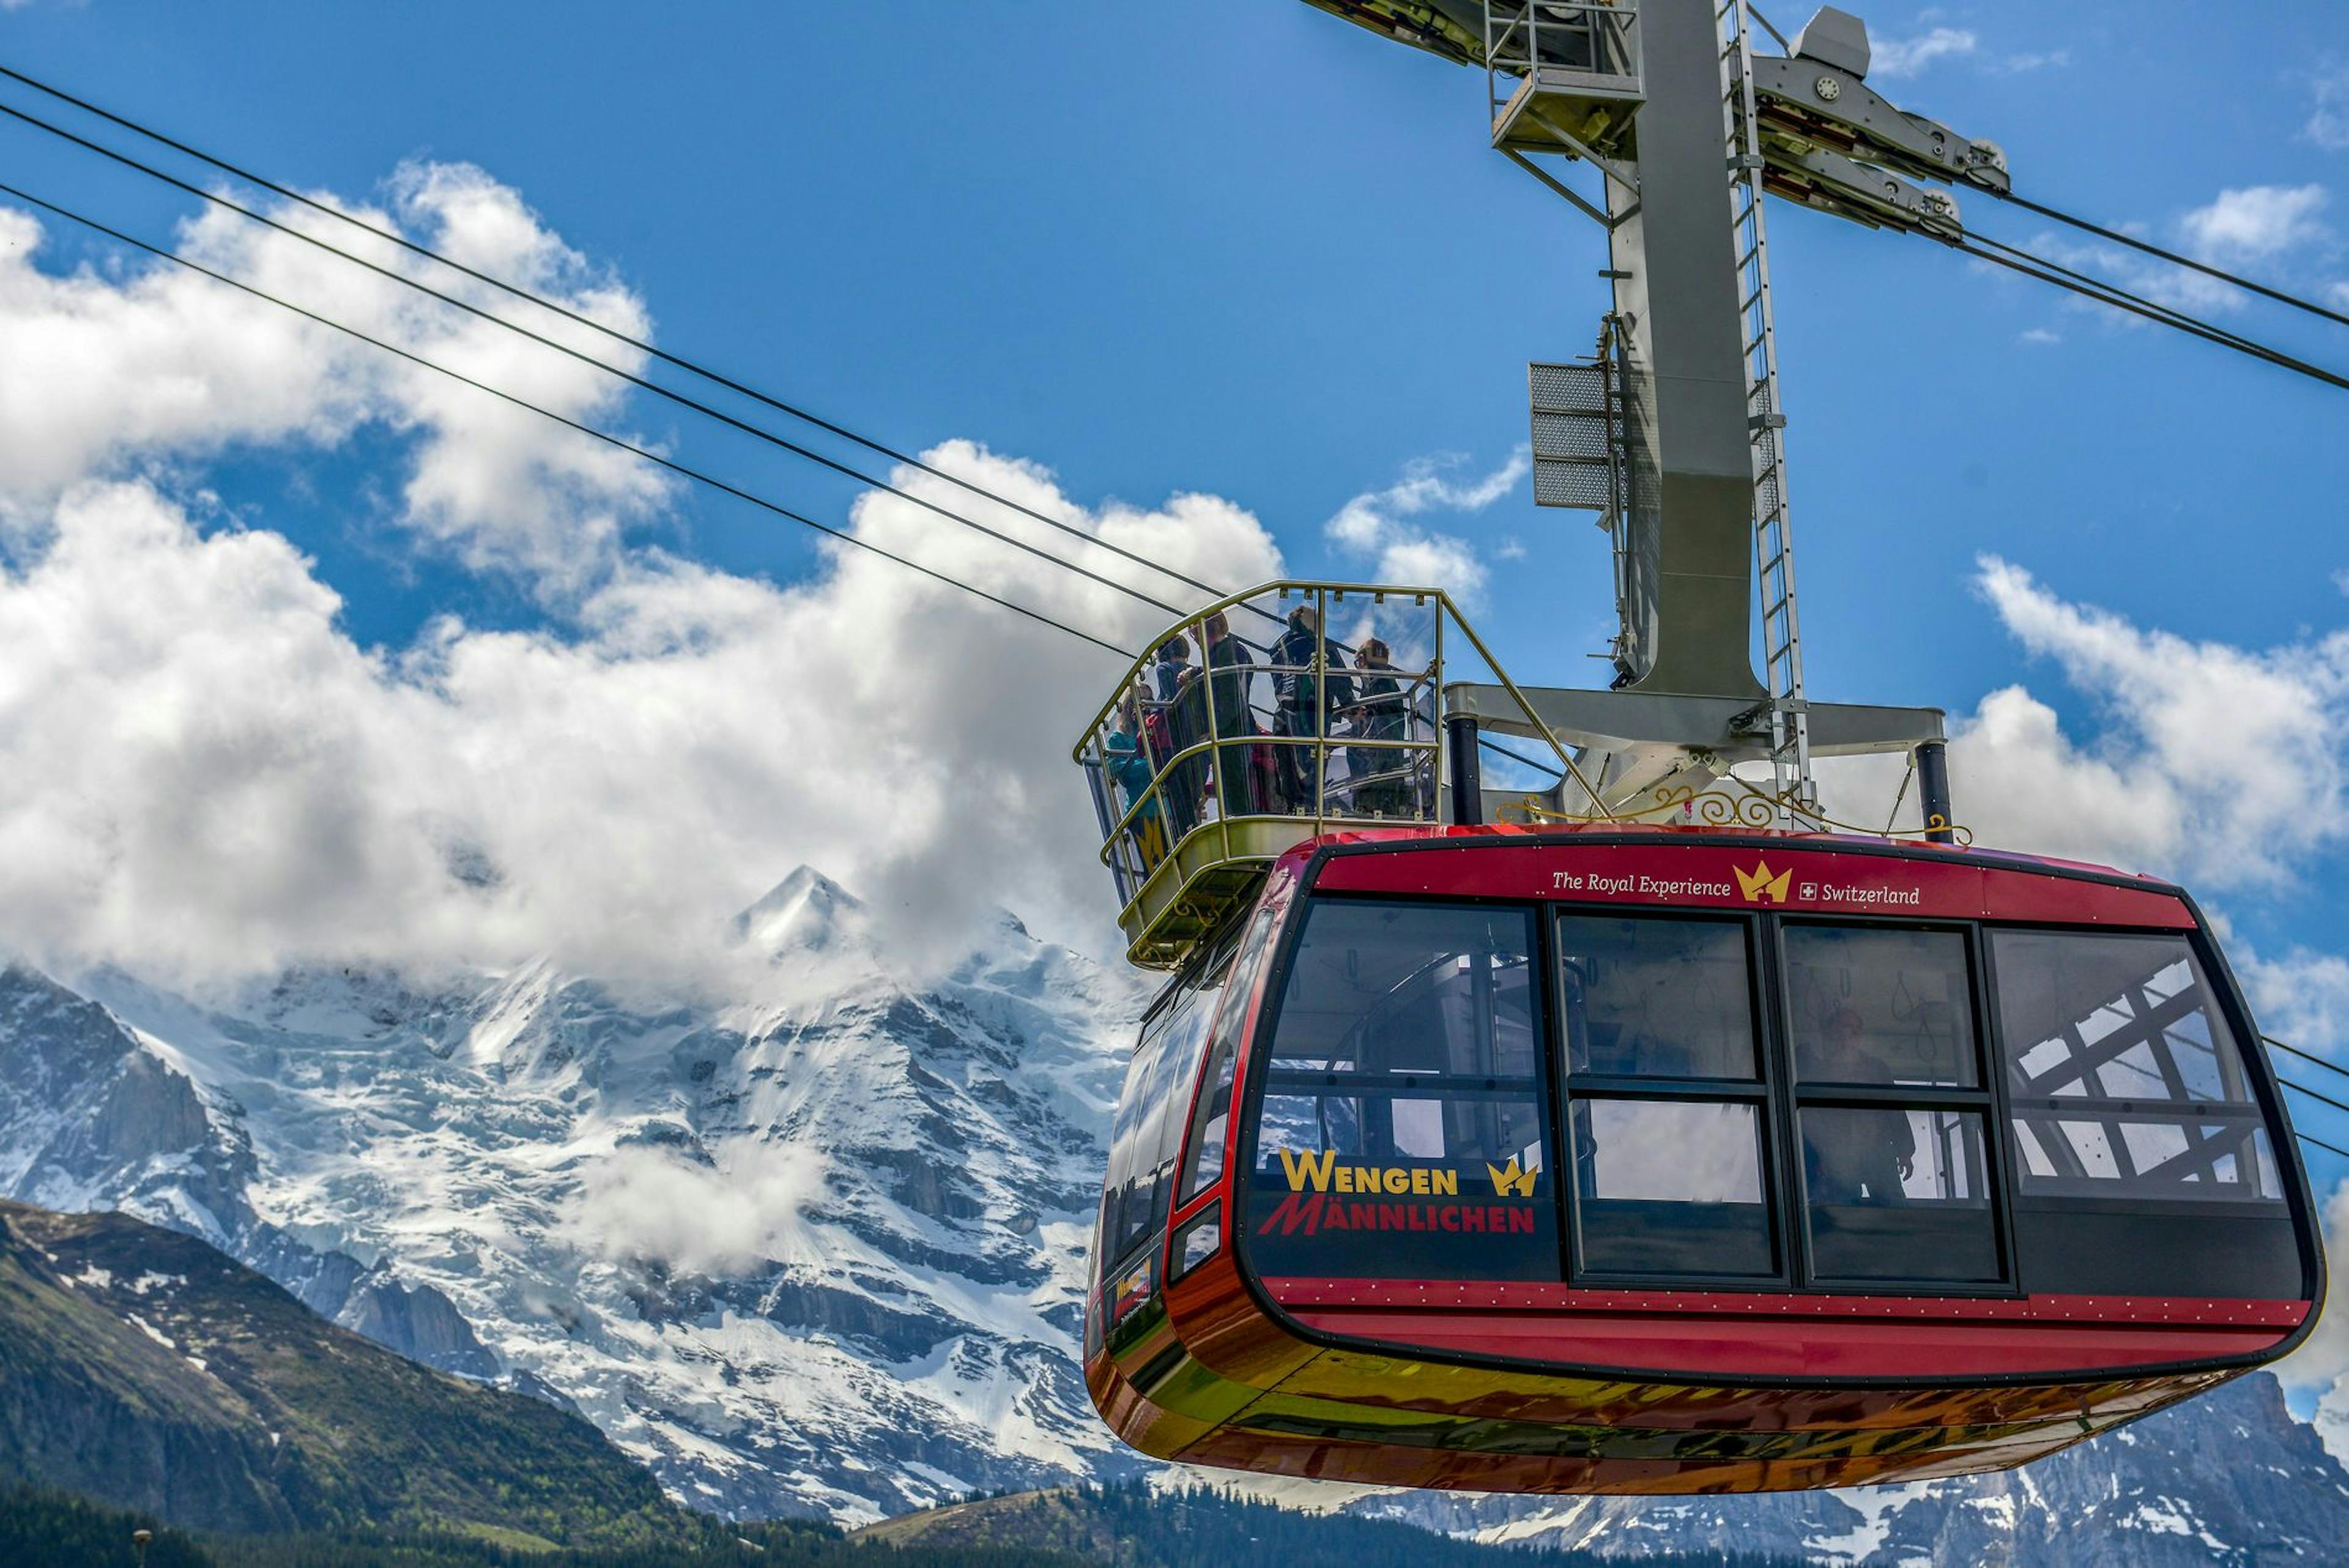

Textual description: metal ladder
[1718,0,1817,816]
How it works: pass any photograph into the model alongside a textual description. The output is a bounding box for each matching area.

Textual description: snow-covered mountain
[0,868,1151,1521]
[2,866,2345,1561]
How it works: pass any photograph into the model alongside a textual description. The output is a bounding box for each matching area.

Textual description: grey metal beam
[1446,682,1943,759]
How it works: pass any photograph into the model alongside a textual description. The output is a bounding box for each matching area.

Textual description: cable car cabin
[1083,828,2325,1493]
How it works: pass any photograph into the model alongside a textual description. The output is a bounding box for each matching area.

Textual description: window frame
[1766,916,2016,1295]
[1226,880,2301,1305]
[1551,905,1787,1288]
[1980,924,2289,1217]
[1234,891,1567,1285]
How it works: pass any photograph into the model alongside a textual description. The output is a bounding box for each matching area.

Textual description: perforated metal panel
[1529,359,1620,512]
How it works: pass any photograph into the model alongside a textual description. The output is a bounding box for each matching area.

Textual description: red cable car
[1075,585,2325,1495]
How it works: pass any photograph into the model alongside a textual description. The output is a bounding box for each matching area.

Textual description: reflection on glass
[1992,932,2247,1104]
[1556,916,1756,1080]
[1991,931,2285,1206]
[2011,1118,2284,1203]
[1785,926,1978,1088]
[1570,1099,1775,1277]
[1247,899,1557,1281]
[1573,1101,1763,1202]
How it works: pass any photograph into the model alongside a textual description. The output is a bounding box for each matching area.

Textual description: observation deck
[1075,582,1561,968]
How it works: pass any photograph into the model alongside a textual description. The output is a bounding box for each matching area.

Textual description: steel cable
[0,95,1196,623]
[0,179,1140,660]
[0,62,1239,609]
[1946,235,2349,395]
[2266,1034,2349,1083]
[1991,186,2349,333]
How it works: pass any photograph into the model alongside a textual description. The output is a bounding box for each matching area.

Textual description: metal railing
[1074,582,1579,968]
[1485,0,1644,135]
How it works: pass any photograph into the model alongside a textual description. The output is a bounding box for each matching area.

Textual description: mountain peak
[730,867,866,954]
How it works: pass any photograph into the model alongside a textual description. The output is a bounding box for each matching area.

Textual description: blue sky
[2,0,2347,1386]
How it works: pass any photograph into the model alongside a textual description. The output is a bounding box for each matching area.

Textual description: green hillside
[0,1200,679,1547]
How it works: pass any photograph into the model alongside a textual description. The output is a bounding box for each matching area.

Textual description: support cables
[0,177,1140,662]
[0,61,1238,612]
[1946,232,2349,396]
[1991,187,2349,335]
[2263,1036,2349,1162]
[0,95,1194,625]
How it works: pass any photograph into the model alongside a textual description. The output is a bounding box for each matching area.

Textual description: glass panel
[1179,904,1283,1203]
[2009,1117,2284,1204]
[1570,1099,1776,1277]
[1991,931,2285,1206]
[1786,925,1978,1088]
[1097,1001,1178,1285]
[1803,1109,2001,1282]
[1556,915,1757,1079]
[1246,900,1556,1281]
[1097,942,1234,1277]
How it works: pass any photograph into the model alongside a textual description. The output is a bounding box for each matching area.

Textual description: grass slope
[0,1201,680,1547]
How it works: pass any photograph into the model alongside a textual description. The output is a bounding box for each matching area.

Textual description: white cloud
[0,174,1283,987]
[0,457,1277,987]
[2180,184,2332,264]
[2288,1181,2349,1456]
[574,1143,828,1275]
[1323,449,1527,603]
[2307,63,2349,152]
[0,165,665,592]
[2018,327,2062,346]
[1870,27,1978,78]
[1934,557,2349,890]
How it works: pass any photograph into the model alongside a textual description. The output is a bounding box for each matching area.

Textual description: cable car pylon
[1074,1,2326,1497]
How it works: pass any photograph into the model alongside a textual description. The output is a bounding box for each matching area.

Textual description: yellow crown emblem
[1735,860,1793,904]
[1485,1157,1538,1198]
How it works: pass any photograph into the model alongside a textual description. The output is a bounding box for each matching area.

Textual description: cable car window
[1992,931,2284,1205]
[1782,921,2002,1285]
[1247,900,1556,1282]
[1557,915,1757,1080]
[1178,902,1284,1205]
[1570,1100,1775,1276]
[1800,1107,2000,1282]
[1099,948,1234,1282]
[1785,926,1978,1088]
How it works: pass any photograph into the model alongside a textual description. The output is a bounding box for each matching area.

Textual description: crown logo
[1485,1157,1539,1198]
[1735,860,1793,904]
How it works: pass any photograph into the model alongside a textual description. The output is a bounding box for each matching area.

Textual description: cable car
[1075,584,2324,1495]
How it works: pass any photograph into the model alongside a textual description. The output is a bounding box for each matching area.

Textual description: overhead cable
[2266,1033,2349,1084]
[0,62,1235,608]
[2301,1128,2348,1162]
[0,95,1194,623]
[1948,235,2349,395]
[0,179,1138,661]
[1991,187,2349,334]
[2279,1073,2349,1122]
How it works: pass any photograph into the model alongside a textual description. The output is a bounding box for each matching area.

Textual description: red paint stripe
[1307,828,2196,929]
[1263,1277,2310,1327]
[1286,1306,2290,1378]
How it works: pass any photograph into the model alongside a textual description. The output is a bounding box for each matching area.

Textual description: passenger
[1104,691,1166,872]
[1804,1008,1917,1205]
[1272,603,1354,813]
[1202,611,1263,817]
[1346,637,1411,818]
[1154,633,1204,841]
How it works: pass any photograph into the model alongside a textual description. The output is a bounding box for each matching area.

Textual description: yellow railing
[1072,581,1587,968]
